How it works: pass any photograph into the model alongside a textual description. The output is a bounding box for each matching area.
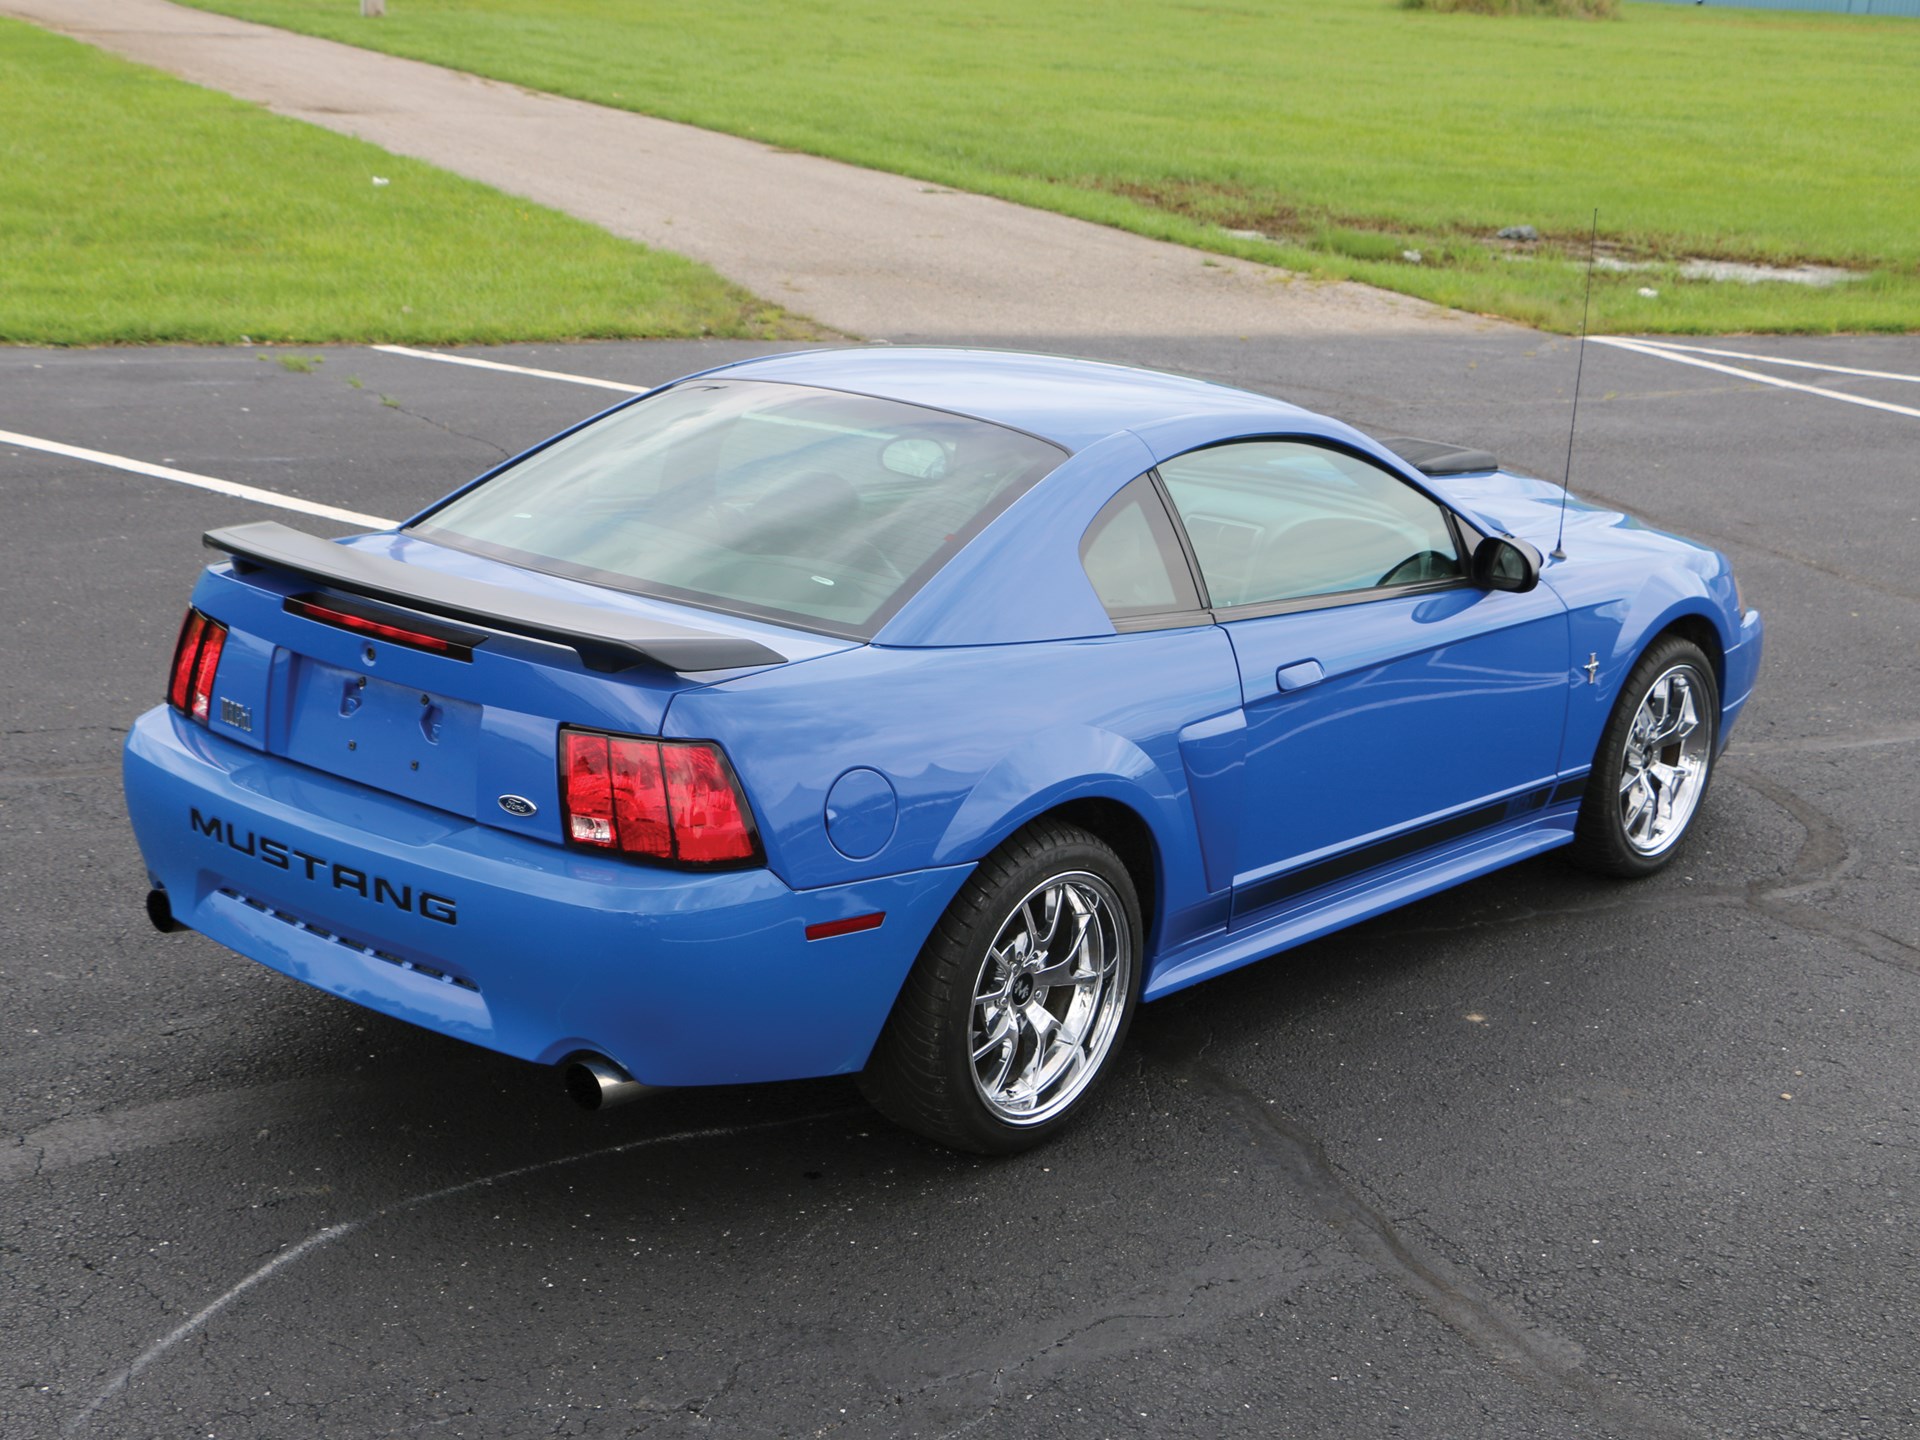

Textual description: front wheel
[1570,635,1719,877]
[860,821,1141,1153]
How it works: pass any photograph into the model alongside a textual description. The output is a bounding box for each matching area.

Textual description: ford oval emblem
[497,794,538,818]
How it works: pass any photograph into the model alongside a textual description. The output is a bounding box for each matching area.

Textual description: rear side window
[411,380,1065,637]
[1080,476,1202,625]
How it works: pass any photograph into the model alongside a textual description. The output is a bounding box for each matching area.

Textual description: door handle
[1276,659,1324,693]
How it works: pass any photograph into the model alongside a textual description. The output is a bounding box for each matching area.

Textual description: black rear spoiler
[203,521,787,673]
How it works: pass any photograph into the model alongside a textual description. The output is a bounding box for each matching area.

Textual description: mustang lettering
[189,807,457,923]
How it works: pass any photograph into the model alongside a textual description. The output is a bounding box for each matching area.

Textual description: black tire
[1570,634,1720,878]
[859,820,1143,1154]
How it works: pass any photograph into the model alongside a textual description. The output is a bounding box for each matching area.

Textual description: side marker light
[805,913,885,942]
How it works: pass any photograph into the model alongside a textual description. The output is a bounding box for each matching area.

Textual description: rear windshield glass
[409,379,1066,637]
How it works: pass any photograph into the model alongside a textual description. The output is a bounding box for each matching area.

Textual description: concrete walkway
[5,0,1504,341]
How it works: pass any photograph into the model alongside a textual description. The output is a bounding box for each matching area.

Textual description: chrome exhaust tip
[145,888,187,934]
[564,1056,652,1111]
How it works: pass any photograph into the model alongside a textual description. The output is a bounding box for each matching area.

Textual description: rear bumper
[123,707,972,1086]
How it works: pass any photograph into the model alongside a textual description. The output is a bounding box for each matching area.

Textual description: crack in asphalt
[1,1077,389,1187]
[0,727,129,738]
[63,1106,865,1434]
[1729,766,1854,894]
[0,765,120,786]
[1729,767,1920,976]
[1369,765,1920,979]
[375,399,513,465]
[1146,1041,1706,1440]
[1749,897,1920,976]
[628,1355,748,1436]
[897,1245,1339,1440]
[1736,728,1920,757]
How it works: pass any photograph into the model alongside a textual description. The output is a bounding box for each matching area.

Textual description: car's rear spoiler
[203,521,787,673]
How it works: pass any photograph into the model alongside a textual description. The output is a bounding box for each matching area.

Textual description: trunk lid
[189,527,854,845]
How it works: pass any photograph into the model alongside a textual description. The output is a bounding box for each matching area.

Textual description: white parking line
[1621,339,1920,386]
[372,344,651,393]
[1591,338,1920,422]
[0,427,395,529]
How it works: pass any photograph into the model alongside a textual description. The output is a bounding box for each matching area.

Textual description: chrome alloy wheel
[968,871,1133,1126]
[1618,664,1713,857]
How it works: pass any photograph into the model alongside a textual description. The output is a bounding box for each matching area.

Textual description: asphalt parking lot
[4,330,1917,1440]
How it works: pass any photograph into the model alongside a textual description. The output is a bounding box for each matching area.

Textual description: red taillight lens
[189,625,226,723]
[661,742,758,864]
[167,609,228,725]
[559,727,760,867]
[610,739,674,858]
[168,611,207,712]
[563,731,617,847]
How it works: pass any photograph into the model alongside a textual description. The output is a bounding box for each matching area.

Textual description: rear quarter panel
[662,628,1244,959]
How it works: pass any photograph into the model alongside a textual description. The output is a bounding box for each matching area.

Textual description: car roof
[705,346,1322,453]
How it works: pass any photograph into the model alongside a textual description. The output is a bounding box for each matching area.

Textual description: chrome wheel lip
[967,870,1132,1128]
[1618,662,1713,857]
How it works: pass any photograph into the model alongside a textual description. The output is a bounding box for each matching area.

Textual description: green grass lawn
[177,0,1920,333]
[0,17,798,345]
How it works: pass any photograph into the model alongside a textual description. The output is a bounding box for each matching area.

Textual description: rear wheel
[860,821,1141,1153]
[1571,635,1719,877]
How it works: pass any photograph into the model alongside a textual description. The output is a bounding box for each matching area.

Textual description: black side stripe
[1236,775,1589,916]
[1550,774,1589,805]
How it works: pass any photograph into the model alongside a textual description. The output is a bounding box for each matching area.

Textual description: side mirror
[1471,535,1542,593]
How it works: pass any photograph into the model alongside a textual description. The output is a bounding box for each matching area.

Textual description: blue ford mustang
[124,348,1763,1151]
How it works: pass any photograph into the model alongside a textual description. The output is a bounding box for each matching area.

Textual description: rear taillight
[560,727,761,868]
[167,609,228,725]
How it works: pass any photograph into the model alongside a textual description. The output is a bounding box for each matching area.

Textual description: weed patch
[1404,0,1618,18]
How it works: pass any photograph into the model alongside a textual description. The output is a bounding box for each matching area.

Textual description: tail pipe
[145,888,187,934]
[564,1055,653,1112]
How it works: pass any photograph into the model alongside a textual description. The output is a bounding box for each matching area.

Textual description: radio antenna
[1552,208,1599,562]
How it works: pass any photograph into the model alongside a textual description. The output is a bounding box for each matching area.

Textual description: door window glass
[1158,441,1462,608]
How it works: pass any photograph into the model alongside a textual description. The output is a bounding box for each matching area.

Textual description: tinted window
[1158,441,1461,608]
[1080,476,1201,622]
[411,380,1065,636]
